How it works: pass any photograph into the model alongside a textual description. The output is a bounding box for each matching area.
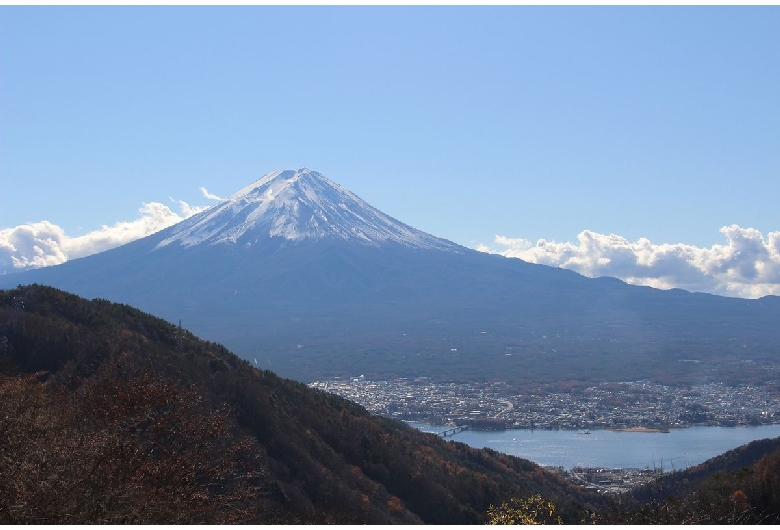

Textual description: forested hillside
[612,436,780,524]
[7,284,780,524]
[0,285,600,524]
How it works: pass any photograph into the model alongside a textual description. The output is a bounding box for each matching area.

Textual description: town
[310,376,780,492]
[309,377,780,431]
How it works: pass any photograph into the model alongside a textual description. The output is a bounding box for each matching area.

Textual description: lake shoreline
[610,426,671,433]
[407,422,780,470]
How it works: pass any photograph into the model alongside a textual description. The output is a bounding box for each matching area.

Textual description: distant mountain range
[3,168,779,385]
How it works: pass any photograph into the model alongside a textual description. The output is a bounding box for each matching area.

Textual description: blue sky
[2,6,779,297]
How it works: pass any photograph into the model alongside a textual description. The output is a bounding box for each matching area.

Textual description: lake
[407,422,780,470]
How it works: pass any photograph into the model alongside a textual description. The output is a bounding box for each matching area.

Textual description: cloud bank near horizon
[0,189,219,273]
[477,225,780,299]
[3,192,779,301]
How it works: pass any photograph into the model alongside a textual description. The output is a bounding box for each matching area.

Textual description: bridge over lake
[437,425,468,437]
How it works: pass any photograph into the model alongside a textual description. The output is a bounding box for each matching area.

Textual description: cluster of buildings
[308,377,780,430]
[561,466,665,494]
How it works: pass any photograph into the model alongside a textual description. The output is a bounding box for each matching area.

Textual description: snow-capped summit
[157,168,461,251]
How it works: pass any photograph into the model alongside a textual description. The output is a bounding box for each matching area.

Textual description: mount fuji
[157,168,460,251]
[3,169,780,386]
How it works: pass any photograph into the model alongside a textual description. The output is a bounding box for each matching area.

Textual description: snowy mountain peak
[228,168,327,201]
[156,169,462,252]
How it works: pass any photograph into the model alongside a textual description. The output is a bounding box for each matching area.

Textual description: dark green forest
[3,284,780,524]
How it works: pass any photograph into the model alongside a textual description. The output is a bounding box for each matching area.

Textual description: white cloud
[1,193,218,274]
[478,225,780,299]
[200,187,224,201]
[169,198,210,219]
[0,221,69,271]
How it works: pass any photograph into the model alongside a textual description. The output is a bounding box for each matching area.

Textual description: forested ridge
[5,284,780,524]
[0,285,599,524]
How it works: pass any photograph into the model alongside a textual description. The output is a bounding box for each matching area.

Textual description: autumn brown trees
[1,285,602,524]
[0,366,268,524]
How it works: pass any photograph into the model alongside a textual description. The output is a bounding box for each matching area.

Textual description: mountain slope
[597,436,780,524]
[0,285,600,524]
[158,168,462,251]
[2,169,780,386]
